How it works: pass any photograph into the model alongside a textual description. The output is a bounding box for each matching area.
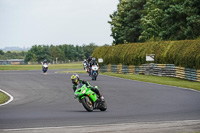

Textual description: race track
[0,70,200,130]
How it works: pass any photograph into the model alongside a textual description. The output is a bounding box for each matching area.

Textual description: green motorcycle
[74,84,107,112]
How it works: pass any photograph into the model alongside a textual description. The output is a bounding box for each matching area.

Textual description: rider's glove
[94,86,98,89]
[87,85,92,88]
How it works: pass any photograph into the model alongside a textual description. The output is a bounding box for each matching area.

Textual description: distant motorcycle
[42,63,48,73]
[83,62,87,71]
[74,84,107,112]
[90,65,99,80]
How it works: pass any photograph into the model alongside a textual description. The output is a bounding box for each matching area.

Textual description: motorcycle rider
[71,74,103,100]
[41,59,48,70]
[42,59,48,65]
[89,57,99,76]
[83,59,87,70]
[83,59,87,64]
[87,56,92,64]
[89,57,99,67]
[87,56,92,75]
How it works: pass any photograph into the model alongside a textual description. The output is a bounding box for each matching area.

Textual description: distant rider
[41,59,48,70]
[87,56,92,64]
[83,59,87,64]
[89,57,99,68]
[87,56,92,74]
[83,59,87,70]
[71,74,103,100]
[42,59,48,65]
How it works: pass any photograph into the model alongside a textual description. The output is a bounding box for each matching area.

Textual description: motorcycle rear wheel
[100,100,107,111]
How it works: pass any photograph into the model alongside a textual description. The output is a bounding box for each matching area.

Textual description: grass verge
[101,72,200,91]
[0,62,83,70]
[0,90,10,104]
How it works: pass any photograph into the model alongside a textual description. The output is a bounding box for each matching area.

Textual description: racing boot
[97,93,104,100]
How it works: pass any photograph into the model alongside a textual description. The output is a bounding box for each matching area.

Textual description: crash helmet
[92,57,96,61]
[71,74,79,84]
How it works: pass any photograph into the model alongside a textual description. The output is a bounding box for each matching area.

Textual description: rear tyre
[81,96,93,112]
[100,100,107,111]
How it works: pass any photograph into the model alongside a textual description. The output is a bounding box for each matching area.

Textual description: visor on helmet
[72,78,78,84]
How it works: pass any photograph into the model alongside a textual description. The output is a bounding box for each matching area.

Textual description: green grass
[0,62,83,70]
[101,72,200,91]
[0,91,10,104]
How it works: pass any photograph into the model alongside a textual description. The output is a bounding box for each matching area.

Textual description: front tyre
[81,96,94,112]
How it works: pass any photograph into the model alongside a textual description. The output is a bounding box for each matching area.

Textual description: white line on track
[3,120,200,133]
[0,89,14,106]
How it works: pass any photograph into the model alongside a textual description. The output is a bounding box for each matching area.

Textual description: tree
[140,0,200,41]
[50,45,65,62]
[139,0,167,41]
[161,0,187,40]
[0,50,4,55]
[83,43,98,58]
[25,52,37,63]
[110,0,200,43]
[109,0,146,45]
[183,0,200,39]
[24,43,98,63]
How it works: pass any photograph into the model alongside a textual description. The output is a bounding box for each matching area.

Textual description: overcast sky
[0,0,119,49]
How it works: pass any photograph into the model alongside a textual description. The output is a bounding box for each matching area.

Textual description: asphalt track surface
[0,70,200,131]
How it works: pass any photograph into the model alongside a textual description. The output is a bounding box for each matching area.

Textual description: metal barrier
[111,65,118,73]
[99,63,200,82]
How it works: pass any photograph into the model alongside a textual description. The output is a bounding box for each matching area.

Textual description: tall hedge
[92,40,200,69]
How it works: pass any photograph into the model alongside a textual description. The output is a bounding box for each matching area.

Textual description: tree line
[109,0,200,45]
[0,50,27,60]
[0,43,98,64]
[25,43,98,63]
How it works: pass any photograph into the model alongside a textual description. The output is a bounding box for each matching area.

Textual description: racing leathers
[72,79,101,97]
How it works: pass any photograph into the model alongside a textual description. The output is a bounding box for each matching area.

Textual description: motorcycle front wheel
[81,96,94,112]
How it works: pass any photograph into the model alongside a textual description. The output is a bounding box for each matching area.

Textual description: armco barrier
[100,65,107,73]
[99,64,200,82]
[122,65,129,73]
[111,65,117,73]
[175,67,185,79]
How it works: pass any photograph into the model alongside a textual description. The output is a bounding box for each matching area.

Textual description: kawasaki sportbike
[74,84,107,112]
[90,65,99,80]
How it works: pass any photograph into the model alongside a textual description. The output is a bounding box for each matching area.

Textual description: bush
[92,40,200,69]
